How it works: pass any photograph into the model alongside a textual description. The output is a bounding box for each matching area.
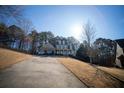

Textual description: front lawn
[57,57,124,87]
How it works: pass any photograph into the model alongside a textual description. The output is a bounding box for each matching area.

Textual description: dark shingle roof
[115,39,124,49]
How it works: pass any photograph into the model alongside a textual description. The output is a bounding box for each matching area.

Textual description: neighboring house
[8,25,24,49]
[115,39,124,68]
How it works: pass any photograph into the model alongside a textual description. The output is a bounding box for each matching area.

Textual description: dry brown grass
[57,57,124,88]
[0,48,31,69]
[97,66,124,82]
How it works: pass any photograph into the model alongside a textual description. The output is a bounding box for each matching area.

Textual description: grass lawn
[57,57,124,88]
[97,66,124,82]
[0,48,31,69]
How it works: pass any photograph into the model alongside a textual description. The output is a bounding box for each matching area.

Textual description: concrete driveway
[0,56,87,88]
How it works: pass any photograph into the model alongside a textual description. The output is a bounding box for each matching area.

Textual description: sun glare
[71,24,82,40]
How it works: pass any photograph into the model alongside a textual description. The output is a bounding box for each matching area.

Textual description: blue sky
[22,5,124,41]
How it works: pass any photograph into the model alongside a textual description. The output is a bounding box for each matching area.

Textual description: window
[59,40,61,45]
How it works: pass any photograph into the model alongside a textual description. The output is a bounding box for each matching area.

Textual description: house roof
[115,39,124,49]
[41,43,55,51]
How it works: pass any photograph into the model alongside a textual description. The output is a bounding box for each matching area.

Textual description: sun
[71,24,82,40]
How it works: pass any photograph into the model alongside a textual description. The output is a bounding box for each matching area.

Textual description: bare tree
[19,18,34,35]
[0,5,24,24]
[17,18,34,50]
[82,21,96,63]
[82,21,96,47]
[30,30,38,54]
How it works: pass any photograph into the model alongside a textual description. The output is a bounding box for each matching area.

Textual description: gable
[115,39,124,52]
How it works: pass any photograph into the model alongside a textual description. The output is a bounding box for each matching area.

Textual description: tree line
[76,21,117,67]
[0,23,54,54]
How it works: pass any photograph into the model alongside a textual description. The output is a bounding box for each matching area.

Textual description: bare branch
[82,21,96,47]
[0,5,24,24]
